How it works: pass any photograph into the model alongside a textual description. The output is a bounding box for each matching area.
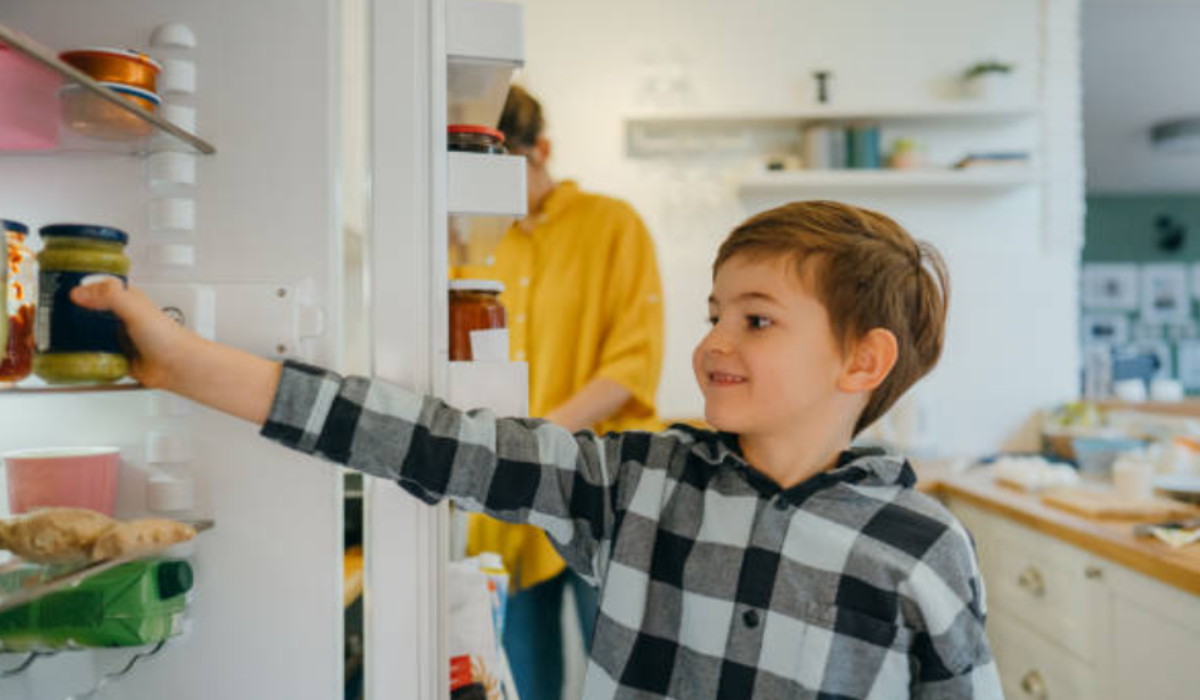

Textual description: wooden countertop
[916,463,1200,596]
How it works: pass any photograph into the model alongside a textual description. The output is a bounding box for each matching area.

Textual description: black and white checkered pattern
[263,361,1002,699]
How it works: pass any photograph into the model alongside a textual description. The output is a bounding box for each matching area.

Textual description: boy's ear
[838,328,898,393]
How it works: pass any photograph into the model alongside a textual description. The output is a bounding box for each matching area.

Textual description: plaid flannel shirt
[263,361,1003,699]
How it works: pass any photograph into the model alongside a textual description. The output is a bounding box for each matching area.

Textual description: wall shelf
[447,151,526,216]
[627,103,1041,126]
[0,23,214,156]
[738,167,1039,192]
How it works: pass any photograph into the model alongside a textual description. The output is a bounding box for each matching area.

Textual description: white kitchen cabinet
[945,499,1200,700]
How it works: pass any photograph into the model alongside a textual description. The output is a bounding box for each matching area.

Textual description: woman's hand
[70,278,197,391]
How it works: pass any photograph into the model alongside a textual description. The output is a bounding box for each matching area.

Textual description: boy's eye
[747,315,772,330]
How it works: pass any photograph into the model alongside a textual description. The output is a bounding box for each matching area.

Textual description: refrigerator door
[0,0,414,697]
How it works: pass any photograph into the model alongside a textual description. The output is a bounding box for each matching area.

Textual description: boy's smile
[693,253,849,441]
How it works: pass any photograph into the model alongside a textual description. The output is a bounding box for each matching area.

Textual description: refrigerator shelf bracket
[65,639,169,700]
[0,650,55,678]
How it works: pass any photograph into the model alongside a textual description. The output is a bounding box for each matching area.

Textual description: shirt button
[774,496,789,511]
[520,277,531,287]
[515,351,526,360]
[742,609,760,628]
[516,314,526,323]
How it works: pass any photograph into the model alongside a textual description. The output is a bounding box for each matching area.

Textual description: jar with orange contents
[0,219,30,384]
[449,280,506,361]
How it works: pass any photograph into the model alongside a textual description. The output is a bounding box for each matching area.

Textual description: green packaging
[0,559,193,650]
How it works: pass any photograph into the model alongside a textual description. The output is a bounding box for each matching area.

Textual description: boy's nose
[702,328,733,355]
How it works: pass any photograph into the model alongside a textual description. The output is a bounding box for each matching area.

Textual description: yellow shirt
[458,181,665,588]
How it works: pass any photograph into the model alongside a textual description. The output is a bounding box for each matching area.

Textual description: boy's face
[693,253,849,436]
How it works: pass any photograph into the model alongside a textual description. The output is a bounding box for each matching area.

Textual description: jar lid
[1,219,28,235]
[449,279,504,294]
[40,224,130,245]
[448,124,505,143]
[59,47,163,73]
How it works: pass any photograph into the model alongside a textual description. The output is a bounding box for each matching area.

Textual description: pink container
[4,447,120,515]
[0,42,62,150]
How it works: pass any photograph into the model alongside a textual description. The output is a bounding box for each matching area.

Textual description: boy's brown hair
[714,200,949,435]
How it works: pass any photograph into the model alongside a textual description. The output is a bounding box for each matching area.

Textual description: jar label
[37,271,127,354]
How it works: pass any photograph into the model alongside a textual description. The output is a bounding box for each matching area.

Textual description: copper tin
[59,47,161,92]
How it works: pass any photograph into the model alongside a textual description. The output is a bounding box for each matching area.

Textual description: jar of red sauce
[449,280,506,361]
[447,125,506,154]
[0,219,35,384]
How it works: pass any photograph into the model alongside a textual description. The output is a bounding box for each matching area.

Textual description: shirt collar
[671,423,916,503]
[529,180,580,227]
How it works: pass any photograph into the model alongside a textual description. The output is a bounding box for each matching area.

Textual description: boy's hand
[70,279,196,391]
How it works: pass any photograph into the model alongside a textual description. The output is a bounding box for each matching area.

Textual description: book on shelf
[800,122,881,170]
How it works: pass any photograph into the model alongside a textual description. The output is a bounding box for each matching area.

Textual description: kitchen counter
[915,462,1200,596]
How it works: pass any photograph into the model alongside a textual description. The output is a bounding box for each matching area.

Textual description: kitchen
[0,0,1196,699]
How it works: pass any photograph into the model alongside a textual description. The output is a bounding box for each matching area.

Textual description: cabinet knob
[1084,565,1103,580]
[1020,669,1048,699]
[1017,566,1046,597]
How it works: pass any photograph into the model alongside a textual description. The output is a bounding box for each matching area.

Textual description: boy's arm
[264,360,641,582]
[906,526,1004,699]
[74,279,638,582]
[72,278,281,423]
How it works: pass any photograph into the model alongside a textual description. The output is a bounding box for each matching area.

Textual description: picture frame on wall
[1081,312,1130,347]
[1140,263,1191,324]
[1082,263,1139,310]
[1124,338,1174,380]
[1178,340,1200,390]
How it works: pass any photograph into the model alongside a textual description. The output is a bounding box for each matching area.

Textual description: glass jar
[447,125,507,154]
[0,219,35,383]
[34,224,131,384]
[449,280,506,361]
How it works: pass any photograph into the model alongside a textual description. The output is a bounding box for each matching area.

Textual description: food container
[34,224,131,384]
[0,43,61,150]
[448,125,506,154]
[59,82,161,141]
[449,280,507,361]
[0,219,36,383]
[3,447,120,515]
[58,47,161,92]
[1069,436,1147,476]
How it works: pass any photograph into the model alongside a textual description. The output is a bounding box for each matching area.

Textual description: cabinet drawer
[947,500,1102,662]
[989,606,1100,700]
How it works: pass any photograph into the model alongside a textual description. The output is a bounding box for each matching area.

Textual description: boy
[74,200,1002,699]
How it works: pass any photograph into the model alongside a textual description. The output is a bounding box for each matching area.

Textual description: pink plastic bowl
[4,447,120,515]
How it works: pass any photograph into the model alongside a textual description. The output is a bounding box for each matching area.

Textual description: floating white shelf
[738,168,1039,191]
[447,151,526,216]
[627,103,1040,126]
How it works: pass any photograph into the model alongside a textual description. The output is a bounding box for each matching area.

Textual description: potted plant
[962,60,1014,100]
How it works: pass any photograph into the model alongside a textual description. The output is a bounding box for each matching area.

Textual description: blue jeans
[502,570,598,700]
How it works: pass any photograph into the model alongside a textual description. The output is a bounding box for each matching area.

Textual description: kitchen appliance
[0,1,525,698]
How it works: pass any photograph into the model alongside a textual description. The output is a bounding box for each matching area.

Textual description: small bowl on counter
[58,47,161,93]
[59,82,161,141]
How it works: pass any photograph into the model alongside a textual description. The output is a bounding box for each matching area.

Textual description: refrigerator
[0,0,527,697]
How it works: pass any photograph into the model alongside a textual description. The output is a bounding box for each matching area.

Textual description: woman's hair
[498,84,544,152]
[714,200,950,435]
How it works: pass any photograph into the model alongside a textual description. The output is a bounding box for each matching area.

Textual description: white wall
[1084,0,1200,193]
[513,0,1082,455]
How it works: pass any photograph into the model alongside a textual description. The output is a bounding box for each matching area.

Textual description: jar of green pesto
[34,224,130,384]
